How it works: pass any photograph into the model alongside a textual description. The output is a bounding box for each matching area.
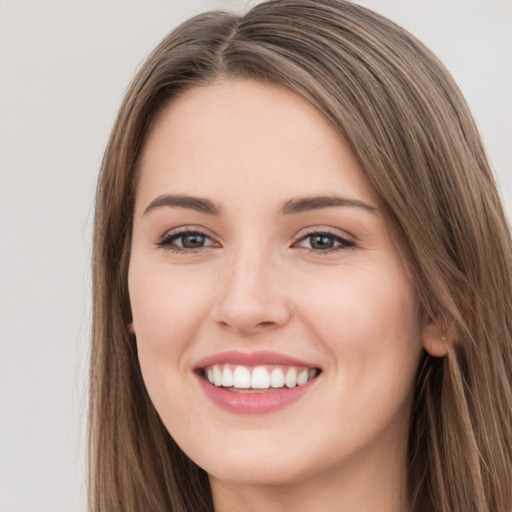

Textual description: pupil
[182,234,205,248]
[311,235,334,249]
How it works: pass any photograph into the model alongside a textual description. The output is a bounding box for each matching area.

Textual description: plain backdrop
[0,1,510,511]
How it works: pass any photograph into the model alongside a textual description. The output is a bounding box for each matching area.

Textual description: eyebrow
[144,194,221,216]
[143,193,377,216]
[280,195,377,215]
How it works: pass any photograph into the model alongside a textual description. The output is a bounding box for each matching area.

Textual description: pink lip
[193,350,318,370]
[193,350,320,415]
[195,373,318,414]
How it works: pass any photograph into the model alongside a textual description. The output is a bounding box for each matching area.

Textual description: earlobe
[128,322,136,334]
[422,322,448,357]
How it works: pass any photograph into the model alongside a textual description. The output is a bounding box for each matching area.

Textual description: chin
[205,457,313,488]
[181,431,329,488]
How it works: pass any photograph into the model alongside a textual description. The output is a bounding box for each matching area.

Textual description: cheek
[127,263,215,405]
[129,262,213,347]
[294,261,422,388]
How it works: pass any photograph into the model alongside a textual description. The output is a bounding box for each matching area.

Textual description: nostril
[216,318,282,336]
[257,321,276,328]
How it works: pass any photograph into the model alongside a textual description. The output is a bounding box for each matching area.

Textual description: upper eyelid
[294,226,355,242]
[159,226,215,240]
[159,226,352,236]
[157,225,355,246]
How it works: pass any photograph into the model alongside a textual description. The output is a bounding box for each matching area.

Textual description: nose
[211,246,292,336]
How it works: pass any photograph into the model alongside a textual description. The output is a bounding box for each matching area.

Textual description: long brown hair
[89,1,512,510]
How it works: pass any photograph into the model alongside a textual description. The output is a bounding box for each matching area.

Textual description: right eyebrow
[143,194,221,216]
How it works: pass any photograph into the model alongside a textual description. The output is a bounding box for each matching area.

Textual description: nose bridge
[212,236,291,334]
[232,237,270,291]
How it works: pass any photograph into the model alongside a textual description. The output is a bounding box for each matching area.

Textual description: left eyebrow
[280,195,378,215]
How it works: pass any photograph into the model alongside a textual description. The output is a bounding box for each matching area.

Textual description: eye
[295,231,355,252]
[157,229,218,252]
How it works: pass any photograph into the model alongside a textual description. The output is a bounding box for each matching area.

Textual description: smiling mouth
[199,364,321,392]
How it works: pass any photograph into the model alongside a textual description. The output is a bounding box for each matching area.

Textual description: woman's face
[129,79,429,488]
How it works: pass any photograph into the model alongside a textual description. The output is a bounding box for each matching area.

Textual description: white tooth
[207,368,214,384]
[222,366,233,387]
[213,365,223,386]
[297,369,309,386]
[309,368,316,380]
[270,368,285,388]
[233,366,251,388]
[285,367,298,388]
[251,366,270,389]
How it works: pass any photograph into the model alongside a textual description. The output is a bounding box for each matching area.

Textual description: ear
[422,321,447,357]
[127,321,136,334]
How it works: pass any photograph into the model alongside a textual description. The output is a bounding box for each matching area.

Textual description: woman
[89,1,512,510]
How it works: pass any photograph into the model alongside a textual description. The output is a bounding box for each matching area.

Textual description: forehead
[136,79,379,211]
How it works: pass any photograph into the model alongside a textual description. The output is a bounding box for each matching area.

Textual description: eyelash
[294,230,355,253]
[157,228,217,253]
[157,228,355,254]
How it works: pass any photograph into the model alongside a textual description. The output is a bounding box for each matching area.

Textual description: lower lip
[195,372,317,414]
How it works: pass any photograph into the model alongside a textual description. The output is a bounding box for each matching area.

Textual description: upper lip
[194,350,320,370]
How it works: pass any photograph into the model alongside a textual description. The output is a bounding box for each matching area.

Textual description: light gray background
[0,1,510,511]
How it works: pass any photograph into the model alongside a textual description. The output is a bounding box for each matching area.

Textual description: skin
[128,79,441,512]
